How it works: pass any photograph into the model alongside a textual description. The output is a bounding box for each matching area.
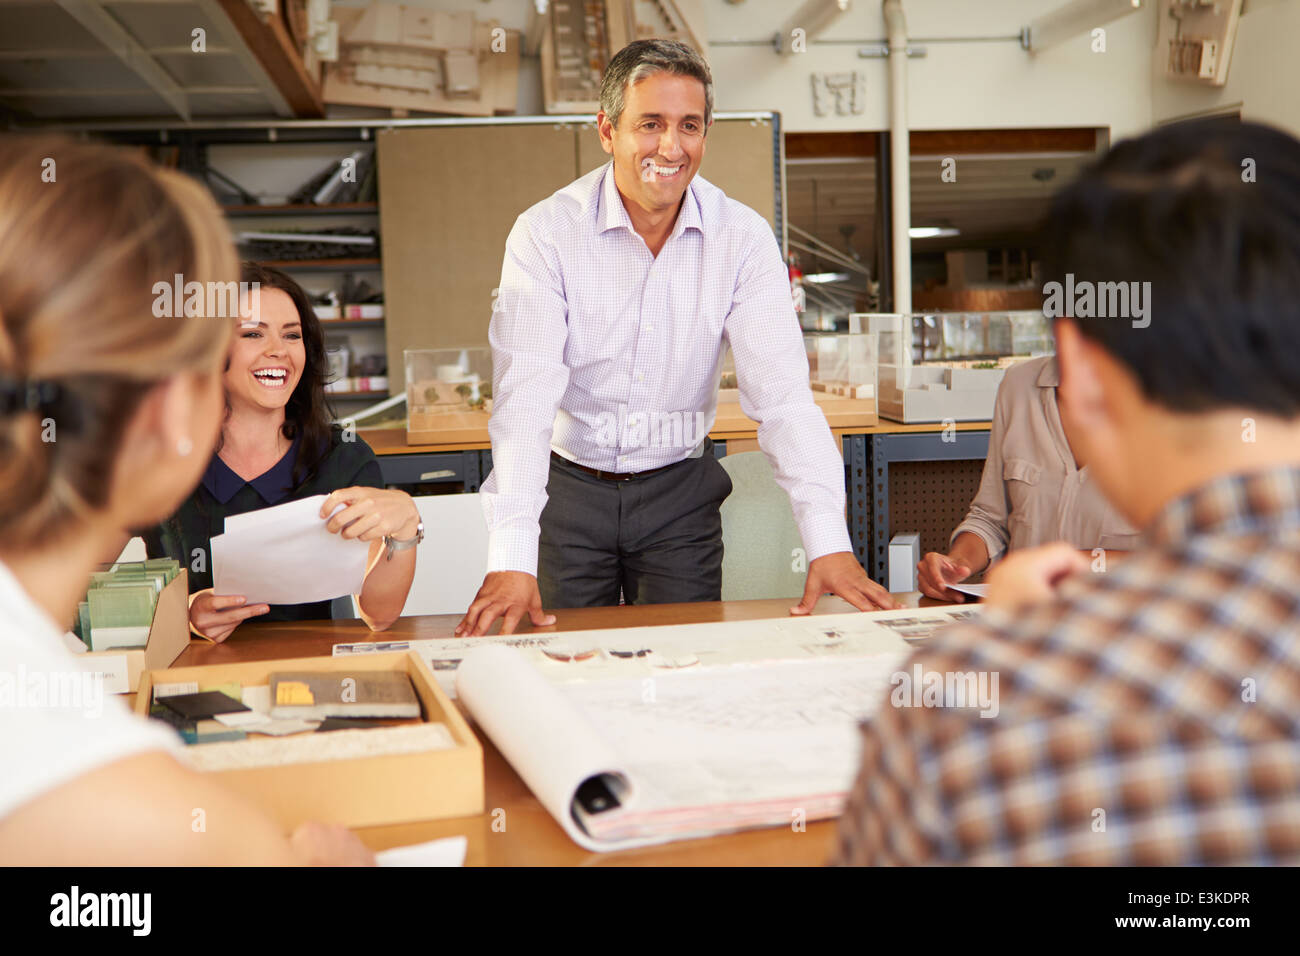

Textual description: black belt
[552,452,680,482]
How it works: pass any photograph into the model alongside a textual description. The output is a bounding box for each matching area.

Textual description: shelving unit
[85,123,390,410]
[255,258,382,272]
[225,192,384,406]
[326,390,391,400]
[319,318,385,329]
[221,203,379,217]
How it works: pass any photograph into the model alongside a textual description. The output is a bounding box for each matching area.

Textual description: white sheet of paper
[376,835,467,867]
[213,711,270,728]
[210,495,369,606]
[949,582,988,599]
[241,684,271,715]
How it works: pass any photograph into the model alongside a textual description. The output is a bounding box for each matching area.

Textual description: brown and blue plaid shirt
[835,465,1300,865]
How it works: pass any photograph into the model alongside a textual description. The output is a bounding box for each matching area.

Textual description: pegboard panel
[888,459,987,558]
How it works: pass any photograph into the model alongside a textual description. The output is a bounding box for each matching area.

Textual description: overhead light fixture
[804,272,851,284]
[1023,0,1144,53]
[910,226,960,239]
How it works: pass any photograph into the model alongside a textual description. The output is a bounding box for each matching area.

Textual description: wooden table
[388,394,884,453]
[167,594,924,866]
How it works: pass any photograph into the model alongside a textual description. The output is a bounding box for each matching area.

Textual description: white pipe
[334,391,406,425]
[1025,0,1143,54]
[883,0,912,382]
[883,0,911,319]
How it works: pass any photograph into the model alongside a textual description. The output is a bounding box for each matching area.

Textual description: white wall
[1151,0,1300,138]
[325,1,1159,139]
[321,1,1300,144]
[703,0,1156,138]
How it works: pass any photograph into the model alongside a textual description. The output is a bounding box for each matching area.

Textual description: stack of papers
[75,558,180,651]
[376,836,467,867]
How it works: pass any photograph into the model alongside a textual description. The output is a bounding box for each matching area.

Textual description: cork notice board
[377,117,779,392]
[377,124,576,392]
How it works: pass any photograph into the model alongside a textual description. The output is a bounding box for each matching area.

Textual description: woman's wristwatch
[383,519,424,561]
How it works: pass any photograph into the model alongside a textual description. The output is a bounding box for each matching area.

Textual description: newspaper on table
[335,606,983,851]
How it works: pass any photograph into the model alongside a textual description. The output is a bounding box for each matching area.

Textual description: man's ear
[596,110,614,155]
[1055,319,1107,429]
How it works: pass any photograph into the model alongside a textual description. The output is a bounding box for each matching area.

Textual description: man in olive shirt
[916,354,1140,601]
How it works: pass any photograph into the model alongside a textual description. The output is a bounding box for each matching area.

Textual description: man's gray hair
[599,38,713,130]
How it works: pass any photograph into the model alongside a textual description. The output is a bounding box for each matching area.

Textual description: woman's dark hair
[1038,118,1300,416]
[231,262,337,488]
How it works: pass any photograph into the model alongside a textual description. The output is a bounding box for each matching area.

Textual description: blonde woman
[0,136,371,865]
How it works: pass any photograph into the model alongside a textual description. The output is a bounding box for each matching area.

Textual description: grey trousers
[538,442,733,608]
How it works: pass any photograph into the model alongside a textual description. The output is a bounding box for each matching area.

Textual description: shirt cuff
[798,511,854,563]
[485,526,540,577]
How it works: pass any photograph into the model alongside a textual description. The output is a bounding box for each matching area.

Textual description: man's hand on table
[455,571,557,637]
[984,543,1089,611]
[791,551,899,615]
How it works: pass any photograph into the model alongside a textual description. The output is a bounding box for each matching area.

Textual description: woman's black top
[143,429,383,621]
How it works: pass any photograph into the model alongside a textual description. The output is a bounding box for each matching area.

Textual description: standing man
[457,39,895,637]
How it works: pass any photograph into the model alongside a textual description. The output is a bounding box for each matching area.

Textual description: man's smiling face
[598,71,708,216]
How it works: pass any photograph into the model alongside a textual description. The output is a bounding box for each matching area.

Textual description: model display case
[405,347,492,444]
[856,312,1053,423]
[804,331,878,405]
[715,332,879,429]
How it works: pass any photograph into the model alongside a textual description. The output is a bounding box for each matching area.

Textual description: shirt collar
[1148,465,1300,546]
[202,434,302,506]
[596,160,704,240]
[1035,356,1060,388]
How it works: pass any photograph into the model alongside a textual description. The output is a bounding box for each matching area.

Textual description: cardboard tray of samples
[134,651,484,829]
[79,568,191,695]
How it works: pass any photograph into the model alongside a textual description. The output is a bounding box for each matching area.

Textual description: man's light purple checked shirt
[480,160,851,575]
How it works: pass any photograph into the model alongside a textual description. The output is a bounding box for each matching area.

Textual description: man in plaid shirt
[836,119,1300,865]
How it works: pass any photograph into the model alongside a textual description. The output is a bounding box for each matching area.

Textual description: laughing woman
[144,263,421,641]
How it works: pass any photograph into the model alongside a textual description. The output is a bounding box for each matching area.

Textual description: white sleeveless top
[0,559,180,821]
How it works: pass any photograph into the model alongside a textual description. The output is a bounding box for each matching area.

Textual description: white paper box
[889,532,921,594]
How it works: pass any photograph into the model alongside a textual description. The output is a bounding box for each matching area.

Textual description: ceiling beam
[0,46,234,59]
[51,0,191,119]
[192,0,292,117]
[0,85,262,96]
[207,0,322,117]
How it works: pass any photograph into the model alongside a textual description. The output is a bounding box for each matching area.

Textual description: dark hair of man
[1038,118,1300,416]
[599,38,713,130]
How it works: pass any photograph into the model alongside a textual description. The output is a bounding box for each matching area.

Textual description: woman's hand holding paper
[319,486,421,543]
